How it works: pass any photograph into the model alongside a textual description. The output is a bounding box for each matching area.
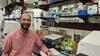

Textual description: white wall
[0,10,3,21]
[0,0,6,21]
[0,21,1,30]
[0,0,7,8]
[0,8,5,21]
[3,21,20,34]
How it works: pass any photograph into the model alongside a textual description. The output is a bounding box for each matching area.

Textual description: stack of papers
[49,48,64,56]
[40,48,64,56]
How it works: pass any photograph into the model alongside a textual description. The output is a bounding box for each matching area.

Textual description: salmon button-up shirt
[2,28,48,56]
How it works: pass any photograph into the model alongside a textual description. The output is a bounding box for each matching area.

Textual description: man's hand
[46,51,55,56]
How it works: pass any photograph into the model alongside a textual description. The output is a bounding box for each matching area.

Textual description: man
[2,13,54,56]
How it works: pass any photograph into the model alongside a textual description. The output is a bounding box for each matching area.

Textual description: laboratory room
[0,0,100,56]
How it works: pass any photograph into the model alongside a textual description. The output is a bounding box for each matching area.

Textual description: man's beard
[21,23,30,31]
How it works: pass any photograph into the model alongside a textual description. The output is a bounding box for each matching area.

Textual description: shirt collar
[18,28,30,36]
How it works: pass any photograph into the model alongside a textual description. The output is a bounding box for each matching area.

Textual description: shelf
[33,14,100,23]
[5,2,23,7]
[48,0,80,7]
[60,14,100,23]
[33,17,100,30]
[4,18,19,19]
[48,0,65,6]
[33,14,100,19]
[33,17,56,20]
[60,14,100,18]
[37,4,49,11]
[54,22,100,30]
[40,25,48,28]
[48,0,97,6]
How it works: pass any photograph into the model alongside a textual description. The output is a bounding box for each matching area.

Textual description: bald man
[2,13,54,56]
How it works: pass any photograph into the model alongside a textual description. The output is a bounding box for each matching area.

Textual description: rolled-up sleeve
[2,33,12,56]
[35,33,49,54]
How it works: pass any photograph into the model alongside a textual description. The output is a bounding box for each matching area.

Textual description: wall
[0,0,6,21]
[0,10,3,21]
[0,0,7,8]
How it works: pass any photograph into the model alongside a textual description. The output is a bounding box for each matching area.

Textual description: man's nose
[24,20,29,23]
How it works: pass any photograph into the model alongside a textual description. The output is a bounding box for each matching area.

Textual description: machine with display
[77,31,100,56]
[44,34,63,46]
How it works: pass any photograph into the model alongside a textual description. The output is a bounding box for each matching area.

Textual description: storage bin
[78,10,88,15]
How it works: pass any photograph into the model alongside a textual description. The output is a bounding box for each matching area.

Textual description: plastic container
[78,10,88,15]
[51,11,56,17]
